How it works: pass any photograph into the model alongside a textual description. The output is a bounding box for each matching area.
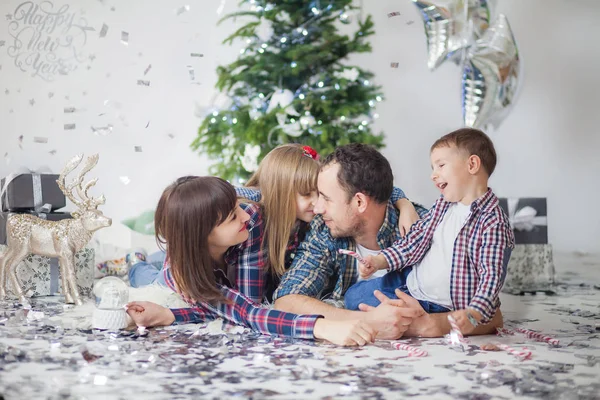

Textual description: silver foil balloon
[462,14,521,130]
[412,0,496,70]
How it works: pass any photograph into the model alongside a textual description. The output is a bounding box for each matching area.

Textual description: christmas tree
[192,0,385,180]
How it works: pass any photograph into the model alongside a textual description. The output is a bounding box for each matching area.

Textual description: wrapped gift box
[502,244,556,295]
[498,197,548,244]
[0,246,94,298]
[1,173,66,212]
[0,211,72,244]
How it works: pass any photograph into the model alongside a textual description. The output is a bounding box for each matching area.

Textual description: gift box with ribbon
[502,244,556,295]
[0,211,72,244]
[0,245,94,298]
[498,198,548,244]
[1,169,66,212]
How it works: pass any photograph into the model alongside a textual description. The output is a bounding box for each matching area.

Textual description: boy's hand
[359,254,389,279]
[397,199,421,237]
[450,309,482,335]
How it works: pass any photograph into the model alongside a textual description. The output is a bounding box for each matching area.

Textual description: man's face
[313,163,362,238]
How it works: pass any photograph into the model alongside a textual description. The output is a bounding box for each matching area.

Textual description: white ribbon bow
[507,198,547,231]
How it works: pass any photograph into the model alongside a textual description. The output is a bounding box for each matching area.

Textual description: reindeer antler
[56,154,105,210]
[56,154,85,209]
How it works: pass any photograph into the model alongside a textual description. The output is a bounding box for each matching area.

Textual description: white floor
[0,253,599,400]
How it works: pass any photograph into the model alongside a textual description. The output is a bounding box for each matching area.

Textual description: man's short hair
[321,143,393,203]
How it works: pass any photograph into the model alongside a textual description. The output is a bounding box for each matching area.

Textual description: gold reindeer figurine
[0,154,112,305]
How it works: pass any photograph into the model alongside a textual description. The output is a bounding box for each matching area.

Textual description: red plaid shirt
[164,203,321,339]
[381,189,514,323]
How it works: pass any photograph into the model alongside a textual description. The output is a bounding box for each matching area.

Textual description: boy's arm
[468,221,514,323]
[379,198,442,271]
[235,186,262,202]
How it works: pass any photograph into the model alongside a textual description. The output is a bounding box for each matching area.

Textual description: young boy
[344,128,515,334]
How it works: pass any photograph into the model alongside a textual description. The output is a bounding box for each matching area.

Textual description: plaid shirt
[273,201,425,302]
[381,189,515,323]
[164,202,321,339]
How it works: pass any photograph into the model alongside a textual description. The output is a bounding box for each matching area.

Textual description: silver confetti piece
[143,64,152,75]
[99,23,108,38]
[64,124,76,130]
[190,52,204,57]
[121,31,129,46]
[216,0,226,15]
[49,150,57,155]
[91,124,113,136]
[387,11,401,18]
[187,65,195,81]
[64,107,76,113]
[145,121,150,128]
[134,146,142,152]
[33,137,48,143]
[29,99,35,106]
[406,20,414,25]
[137,80,150,87]
[120,176,131,185]
[167,133,175,139]
[176,5,190,15]
[390,62,399,68]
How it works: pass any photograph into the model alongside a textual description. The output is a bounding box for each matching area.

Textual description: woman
[126,176,376,346]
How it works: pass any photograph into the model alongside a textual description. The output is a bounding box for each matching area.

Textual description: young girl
[126,176,376,345]
[236,144,424,296]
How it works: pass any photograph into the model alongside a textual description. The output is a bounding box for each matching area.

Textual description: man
[273,143,503,339]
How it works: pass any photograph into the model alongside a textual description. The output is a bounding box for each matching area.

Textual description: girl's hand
[126,301,176,327]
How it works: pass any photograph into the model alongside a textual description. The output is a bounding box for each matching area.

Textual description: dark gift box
[1,173,66,212]
[498,198,548,244]
[0,211,72,244]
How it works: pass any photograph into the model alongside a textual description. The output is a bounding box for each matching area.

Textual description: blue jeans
[344,266,451,313]
[128,251,167,288]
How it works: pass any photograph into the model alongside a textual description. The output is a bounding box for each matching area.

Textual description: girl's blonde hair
[246,144,319,276]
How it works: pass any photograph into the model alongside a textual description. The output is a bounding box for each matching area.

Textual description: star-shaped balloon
[462,14,521,130]
[412,0,496,71]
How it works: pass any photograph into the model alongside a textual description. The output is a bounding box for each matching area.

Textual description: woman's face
[295,190,318,223]
[208,204,250,249]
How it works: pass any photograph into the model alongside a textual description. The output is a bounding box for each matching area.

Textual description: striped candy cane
[495,343,532,361]
[447,315,467,345]
[496,327,516,337]
[338,249,368,265]
[516,328,560,346]
[392,342,428,357]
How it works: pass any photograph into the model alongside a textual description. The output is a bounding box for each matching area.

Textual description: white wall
[0,0,598,254]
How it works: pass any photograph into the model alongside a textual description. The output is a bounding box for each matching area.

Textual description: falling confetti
[137,80,150,87]
[134,146,143,152]
[48,92,54,98]
[121,31,129,46]
[64,124,76,130]
[18,135,23,149]
[49,150,57,155]
[99,23,109,38]
[5,14,12,20]
[390,62,399,68]
[143,64,152,75]
[406,20,415,25]
[64,107,76,113]
[216,0,226,15]
[33,137,48,144]
[120,176,131,185]
[175,5,190,15]
[0,40,5,47]
[4,89,8,95]
[167,133,175,139]
[190,53,204,58]
[187,65,195,81]
[29,99,35,106]
[91,125,114,136]
[145,121,150,128]
[387,11,401,18]
[89,54,96,61]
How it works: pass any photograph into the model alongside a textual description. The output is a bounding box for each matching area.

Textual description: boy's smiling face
[430,145,472,203]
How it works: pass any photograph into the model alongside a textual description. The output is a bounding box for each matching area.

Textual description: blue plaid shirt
[273,202,428,302]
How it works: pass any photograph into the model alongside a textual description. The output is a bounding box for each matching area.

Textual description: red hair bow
[302,145,319,160]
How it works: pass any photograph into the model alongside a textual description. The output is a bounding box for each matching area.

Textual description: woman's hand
[126,301,176,327]
[314,318,377,346]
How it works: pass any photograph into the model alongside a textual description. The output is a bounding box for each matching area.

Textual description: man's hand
[314,319,377,346]
[359,254,389,279]
[450,309,482,335]
[357,289,424,339]
[397,199,420,237]
[126,301,176,327]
